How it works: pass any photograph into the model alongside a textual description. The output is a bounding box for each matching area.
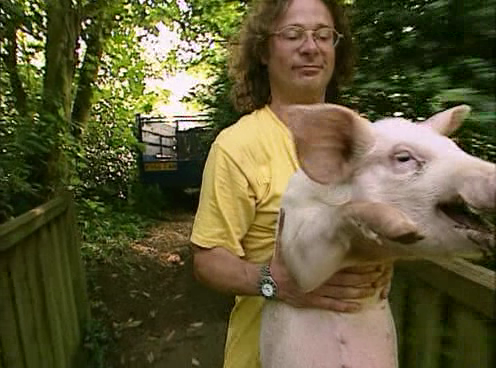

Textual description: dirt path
[88,205,233,367]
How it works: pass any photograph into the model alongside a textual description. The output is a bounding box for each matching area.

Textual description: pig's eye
[394,151,412,162]
[391,146,423,174]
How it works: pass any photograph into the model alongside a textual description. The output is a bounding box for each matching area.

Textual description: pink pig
[260,104,495,368]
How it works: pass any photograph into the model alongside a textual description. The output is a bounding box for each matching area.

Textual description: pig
[260,104,495,368]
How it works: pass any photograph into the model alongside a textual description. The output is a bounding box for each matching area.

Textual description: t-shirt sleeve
[190,142,256,257]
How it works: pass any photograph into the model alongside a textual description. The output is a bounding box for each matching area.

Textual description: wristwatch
[258,264,278,299]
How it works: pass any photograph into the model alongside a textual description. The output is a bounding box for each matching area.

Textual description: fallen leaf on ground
[190,322,204,329]
[166,253,182,264]
[146,352,155,364]
[116,318,143,329]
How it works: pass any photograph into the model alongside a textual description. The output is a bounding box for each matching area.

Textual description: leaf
[146,352,155,364]
[166,329,175,342]
[125,319,143,328]
[190,322,204,329]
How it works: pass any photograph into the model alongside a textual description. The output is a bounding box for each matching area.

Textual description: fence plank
[46,220,72,366]
[404,284,444,368]
[66,201,90,329]
[38,226,66,368]
[0,197,67,252]
[50,217,79,361]
[389,269,409,362]
[396,259,495,318]
[0,253,25,368]
[452,305,494,368]
[24,234,53,368]
[10,242,41,368]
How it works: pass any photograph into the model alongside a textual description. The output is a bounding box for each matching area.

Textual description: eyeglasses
[270,25,343,48]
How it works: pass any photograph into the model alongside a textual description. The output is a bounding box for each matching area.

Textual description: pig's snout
[440,164,496,254]
[459,166,496,213]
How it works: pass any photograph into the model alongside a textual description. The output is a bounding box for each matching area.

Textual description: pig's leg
[341,201,424,244]
[280,199,423,292]
[261,300,398,368]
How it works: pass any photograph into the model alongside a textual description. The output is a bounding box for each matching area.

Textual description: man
[190,0,393,367]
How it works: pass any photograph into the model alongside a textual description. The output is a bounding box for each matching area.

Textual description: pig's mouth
[437,197,495,251]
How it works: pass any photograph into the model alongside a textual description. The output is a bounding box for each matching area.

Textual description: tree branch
[1,23,27,115]
[71,20,104,138]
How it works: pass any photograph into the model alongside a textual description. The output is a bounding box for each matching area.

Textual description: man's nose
[300,31,319,53]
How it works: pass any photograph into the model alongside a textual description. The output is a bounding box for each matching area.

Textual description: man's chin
[293,79,326,95]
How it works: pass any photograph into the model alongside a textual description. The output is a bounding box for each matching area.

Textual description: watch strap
[258,264,278,299]
[260,264,272,277]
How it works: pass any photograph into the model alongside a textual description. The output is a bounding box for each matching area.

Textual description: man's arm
[192,244,260,296]
[192,244,392,313]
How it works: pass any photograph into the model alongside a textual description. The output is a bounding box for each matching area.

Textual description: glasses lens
[274,26,342,47]
[315,28,334,41]
[281,27,304,41]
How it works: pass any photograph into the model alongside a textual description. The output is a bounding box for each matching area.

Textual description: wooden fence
[0,194,494,368]
[0,194,89,368]
[390,259,495,368]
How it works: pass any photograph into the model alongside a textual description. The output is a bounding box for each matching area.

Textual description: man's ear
[283,104,374,185]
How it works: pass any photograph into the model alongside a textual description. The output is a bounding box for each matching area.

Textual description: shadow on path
[88,193,233,367]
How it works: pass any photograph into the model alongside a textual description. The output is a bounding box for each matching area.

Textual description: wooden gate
[0,194,89,368]
[390,259,495,368]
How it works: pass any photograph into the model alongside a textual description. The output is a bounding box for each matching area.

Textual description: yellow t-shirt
[190,106,299,368]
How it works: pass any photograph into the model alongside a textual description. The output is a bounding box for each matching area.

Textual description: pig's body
[261,298,397,368]
[259,105,495,368]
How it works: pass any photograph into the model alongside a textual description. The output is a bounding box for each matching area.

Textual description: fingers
[341,264,382,274]
[379,264,394,299]
[324,269,383,287]
[304,294,362,313]
[313,284,376,300]
[373,263,393,288]
[324,263,394,288]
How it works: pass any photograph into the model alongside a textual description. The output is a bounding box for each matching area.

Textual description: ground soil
[87,194,234,368]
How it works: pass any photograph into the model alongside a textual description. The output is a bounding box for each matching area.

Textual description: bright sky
[141,22,205,116]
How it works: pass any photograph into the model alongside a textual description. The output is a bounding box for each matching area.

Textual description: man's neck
[269,94,325,125]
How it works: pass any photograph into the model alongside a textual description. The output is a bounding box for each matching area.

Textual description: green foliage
[0,101,31,220]
[184,66,243,141]
[82,318,113,368]
[0,0,169,222]
[78,197,155,267]
[341,0,495,154]
[182,0,496,161]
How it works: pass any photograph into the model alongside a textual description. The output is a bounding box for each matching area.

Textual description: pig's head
[285,104,495,259]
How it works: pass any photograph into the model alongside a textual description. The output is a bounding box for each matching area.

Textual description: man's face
[265,0,337,104]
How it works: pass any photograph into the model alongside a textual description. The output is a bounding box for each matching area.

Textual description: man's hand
[271,255,393,312]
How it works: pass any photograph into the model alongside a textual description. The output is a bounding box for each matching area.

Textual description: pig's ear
[423,105,471,136]
[284,104,374,184]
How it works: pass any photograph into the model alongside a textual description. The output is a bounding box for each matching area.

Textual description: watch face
[261,283,274,297]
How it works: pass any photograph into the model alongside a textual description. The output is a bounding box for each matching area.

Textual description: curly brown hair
[228,0,355,114]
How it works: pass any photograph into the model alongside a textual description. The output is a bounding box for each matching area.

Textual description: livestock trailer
[136,113,212,189]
